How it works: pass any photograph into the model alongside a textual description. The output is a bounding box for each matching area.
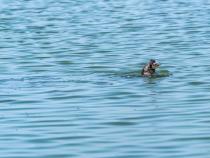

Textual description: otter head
[149,59,159,70]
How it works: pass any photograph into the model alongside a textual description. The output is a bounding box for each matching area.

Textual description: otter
[141,59,160,77]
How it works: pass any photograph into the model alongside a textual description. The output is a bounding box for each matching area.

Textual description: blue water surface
[1,0,210,158]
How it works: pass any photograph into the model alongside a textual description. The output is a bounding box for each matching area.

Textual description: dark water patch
[104,121,137,126]
[188,81,207,86]
[46,95,91,100]
[174,136,210,141]
[0,107,39,112]
[10,99,42,105]
[27,69,51,73]
[26,138,55,144]
[0,99,16,103]
[56,60,73,65]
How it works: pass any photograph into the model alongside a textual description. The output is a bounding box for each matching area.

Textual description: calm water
[1,0,210,157]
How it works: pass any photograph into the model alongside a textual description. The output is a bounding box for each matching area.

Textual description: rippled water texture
[1,0,210,157]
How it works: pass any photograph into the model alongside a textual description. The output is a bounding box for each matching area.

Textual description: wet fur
[141,60,159,77]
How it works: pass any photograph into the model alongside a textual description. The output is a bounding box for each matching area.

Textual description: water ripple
[1,0,210,158]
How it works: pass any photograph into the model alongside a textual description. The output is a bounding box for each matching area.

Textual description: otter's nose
[154,63,160,67]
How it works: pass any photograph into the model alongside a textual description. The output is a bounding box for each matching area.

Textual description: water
[1,0,210,157]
